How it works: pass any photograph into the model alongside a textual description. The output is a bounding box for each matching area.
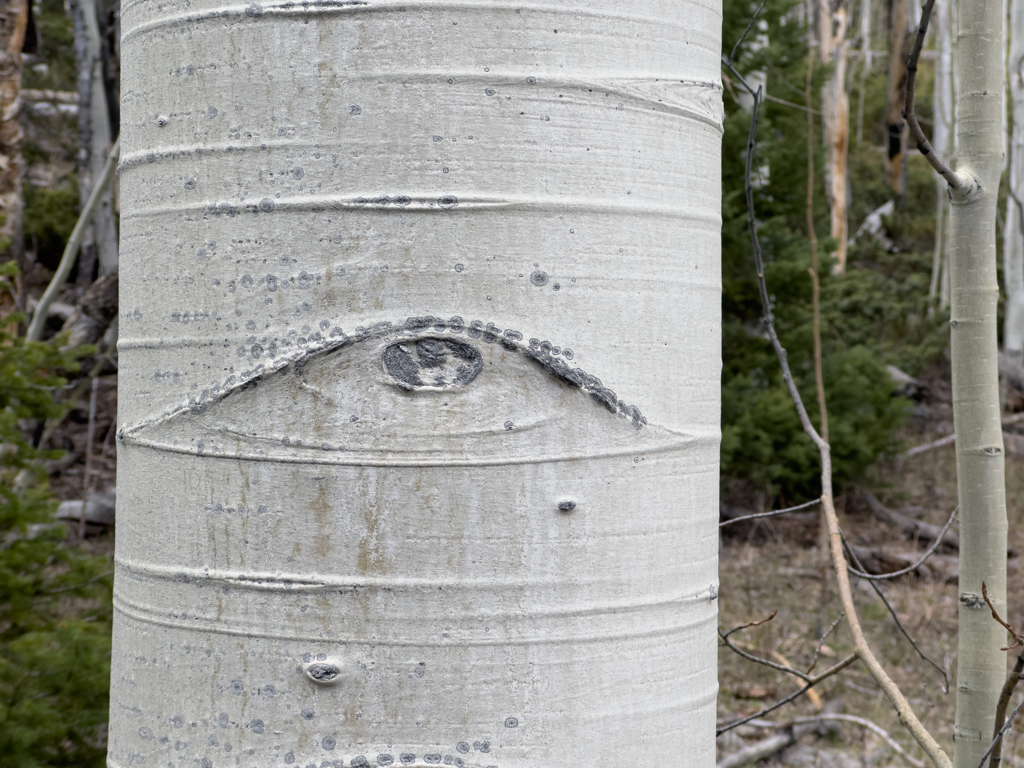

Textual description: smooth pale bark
[1004,0,1024,355]
[816,0,849,273]
[109,2,723,767]
[949,1,1008,764]
[930,0,954,307]
[0,0,28,265]
[70,0,117,278]
[854,0,871,145]
[886,0,909,196]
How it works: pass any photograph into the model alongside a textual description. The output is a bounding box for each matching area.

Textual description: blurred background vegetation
[721,0,956,505]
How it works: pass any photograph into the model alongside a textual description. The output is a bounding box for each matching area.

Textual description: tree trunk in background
[817,0,850,273]
[69,0,116,282]
[886,0,909,200]
[0,0,28,268]
[950,1,1008,765]
[931,0,955,309]
[855,0,872,146]
[1004,0,1024,356]
[109,2,724,767]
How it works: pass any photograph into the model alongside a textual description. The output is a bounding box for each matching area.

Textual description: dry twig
[981,581,1024,768]
[716,653,857,735]
[903,0,969,195]
[978,696,1024,768]
[719,499,820,528]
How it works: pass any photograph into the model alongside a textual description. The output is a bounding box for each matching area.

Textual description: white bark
[817,0,850,273]
[1004,0,1024,355]
[854,0,871,145]
[950,1,1008,765]
[71,0,117,277]
[930,0,954,306]
[110,3,723,767]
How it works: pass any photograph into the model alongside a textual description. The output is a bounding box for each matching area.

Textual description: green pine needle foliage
[722,0,949,502]
[0,263,110,768]
[22,183,80,272]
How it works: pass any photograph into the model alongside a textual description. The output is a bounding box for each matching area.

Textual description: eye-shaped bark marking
[119,315,683,466]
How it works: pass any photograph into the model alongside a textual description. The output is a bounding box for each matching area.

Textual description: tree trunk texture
[817,0,850,274]
[0,0,28,268]
[109,2,724,767]
[1004,0,1024,355]
[886,0,910,199]
[931,0,955,308]
[69,0,117,281]
[950,1,1008,765]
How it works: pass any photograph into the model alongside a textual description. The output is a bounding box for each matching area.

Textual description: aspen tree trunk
[69,0,117,279]
[886,0,909,198]
[108,2,724,767]
[0,0,28,266]
[930,0,954,306]
[1004,0,1024,356]
[817,0,850,273]
[949,0,1008,764]
[855,0,872,145]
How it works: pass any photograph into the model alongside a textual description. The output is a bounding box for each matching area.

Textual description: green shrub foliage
[721,0,949,501]
[0,263,110,768]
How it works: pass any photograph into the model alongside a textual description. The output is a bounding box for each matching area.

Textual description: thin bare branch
[736,58,952,768]
[719,631,813,683]
[720,609,778,641]
[26,138,120,342]
[727,0,769,67]
[903,0,968,194]
[720,499,821,528]
[766,93,824,114]
[806,612,844,675]
[983,581,1023,648]
[733,58,952,764]
[991,649,1024,768]
[716,653,858,735]
[978,696,1024,768]
[845,507,958,581]
[902,433,956,459]
[844,536,950,691]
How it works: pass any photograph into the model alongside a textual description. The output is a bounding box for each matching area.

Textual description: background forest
[0,0,1017,765]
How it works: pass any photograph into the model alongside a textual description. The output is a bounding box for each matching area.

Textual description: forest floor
[717,374,1024,767]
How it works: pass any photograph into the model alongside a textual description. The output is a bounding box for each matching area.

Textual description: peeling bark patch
[383,338,483,389]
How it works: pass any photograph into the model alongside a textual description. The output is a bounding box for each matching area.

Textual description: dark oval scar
[382,337,484,390]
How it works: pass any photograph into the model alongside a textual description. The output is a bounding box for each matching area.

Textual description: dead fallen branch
[723,713,926,768]
[862,492,960,549]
